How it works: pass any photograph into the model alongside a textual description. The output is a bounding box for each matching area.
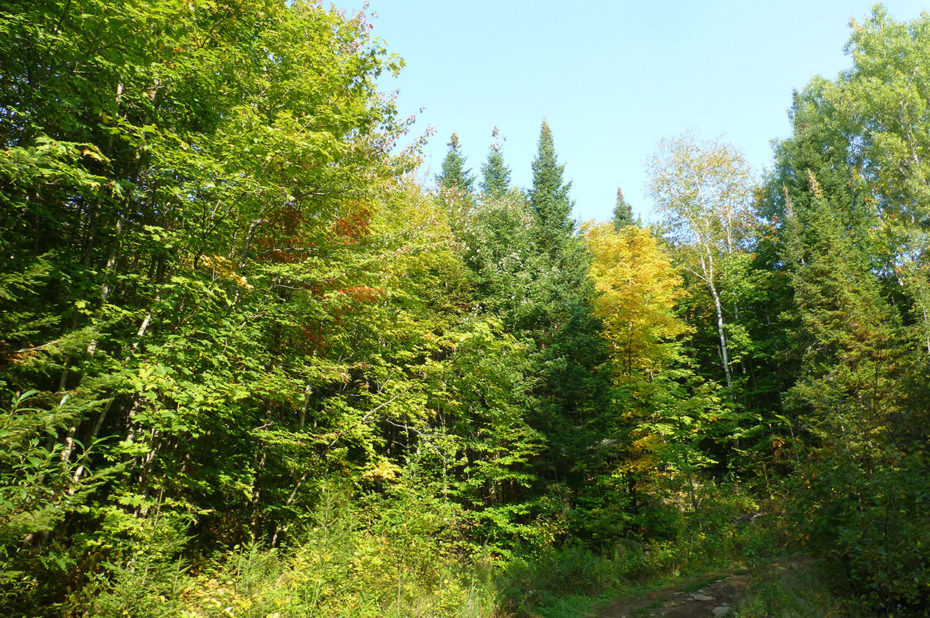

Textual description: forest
[1,1,929,616]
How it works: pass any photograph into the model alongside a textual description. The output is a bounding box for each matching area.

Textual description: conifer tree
[786,172,902,433]
[612,187,635,228]
[480,127,511,198]
[436,132,474,193]
[436,132,476,235]
[516,120,612,496]
[529,121,574,248]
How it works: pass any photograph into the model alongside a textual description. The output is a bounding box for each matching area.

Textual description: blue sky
[332,1,927,223]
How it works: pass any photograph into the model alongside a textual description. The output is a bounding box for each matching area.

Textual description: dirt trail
[598,557,811,618]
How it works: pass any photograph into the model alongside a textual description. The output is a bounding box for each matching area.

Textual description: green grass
[734,561,853,618]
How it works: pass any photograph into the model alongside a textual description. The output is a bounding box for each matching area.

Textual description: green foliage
[436,132,476,231]
[0,391,116,610]
[0,0,452,610]
[453,143,614,543]
[735,561,850,617]
[612,187,635,228]
[497,543,627,613]
[81,510,192,618]
[496,483,784,617]
[479,127,512,198]
[790,449,930,613]
[64,485,495,617]
[5,1,930,615]
[756,7,930,613]
[437,132,476,194]
[530,120,575,247]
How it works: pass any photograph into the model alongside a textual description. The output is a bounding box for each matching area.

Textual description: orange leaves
[331,203,372,244]
[337,285,384,305]
[255,199,376,263]
[301,326,330,355]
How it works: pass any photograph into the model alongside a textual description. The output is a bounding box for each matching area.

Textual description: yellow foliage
[199,254,254,290]
[361,458,402,482]
[584,223,691,378]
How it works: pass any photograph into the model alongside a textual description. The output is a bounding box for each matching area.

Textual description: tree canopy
[2,3,929,616]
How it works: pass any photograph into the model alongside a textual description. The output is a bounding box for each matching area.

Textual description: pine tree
[612,187,634,228]
[480,127,511,198]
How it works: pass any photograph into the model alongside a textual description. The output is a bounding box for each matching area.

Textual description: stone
[712,605,732,617]
[691,593,715,601]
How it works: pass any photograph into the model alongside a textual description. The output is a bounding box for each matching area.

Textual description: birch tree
[647,136,755,388]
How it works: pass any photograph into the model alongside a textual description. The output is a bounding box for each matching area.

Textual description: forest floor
[597,556,813,617]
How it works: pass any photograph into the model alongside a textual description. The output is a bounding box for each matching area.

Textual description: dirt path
[598,557,811,618]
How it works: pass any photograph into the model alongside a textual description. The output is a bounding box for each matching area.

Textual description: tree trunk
[700,247,732,388]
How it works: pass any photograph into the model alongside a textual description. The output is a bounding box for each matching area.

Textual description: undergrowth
[51,481,800,617]
[734,561,854,618]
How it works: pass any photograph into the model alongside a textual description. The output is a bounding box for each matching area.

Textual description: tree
[436,132,476,234]
[480,126,512,198]
[758,10,930,606]
[784,173,903,438]
[612,187,635,228]
[648,136,755,389]
[830,7,930,358]
[455,123,612,534]
[585,223,690,378]
[530,120,574,251]
[0,0,419,608]
[522,121,612,516]
[584,222,730,522]
[779,168,926,614]
[436,132,475,194]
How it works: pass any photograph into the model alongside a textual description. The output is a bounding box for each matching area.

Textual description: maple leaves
[585,223,690,379]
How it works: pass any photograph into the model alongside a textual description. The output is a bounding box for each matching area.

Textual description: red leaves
[301,326,329,354]
[331,204,372,244]
[255,202,373,263]
[297,285,383,356]
[339,285,382,304]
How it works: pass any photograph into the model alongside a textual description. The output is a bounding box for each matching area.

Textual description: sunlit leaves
[585,223,690,378]
[648,135,755,254]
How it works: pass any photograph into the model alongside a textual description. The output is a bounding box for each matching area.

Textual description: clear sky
[331,1,927,223]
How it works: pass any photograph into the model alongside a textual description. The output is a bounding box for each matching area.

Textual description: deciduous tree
[648,136,755,389]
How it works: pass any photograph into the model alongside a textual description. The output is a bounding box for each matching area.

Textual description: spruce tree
[436,132,474,193]
[480,127,511,198]
[529,120,573,245]
[437,131,476,235]
[521,120,612,494]
[612,187,634,228]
